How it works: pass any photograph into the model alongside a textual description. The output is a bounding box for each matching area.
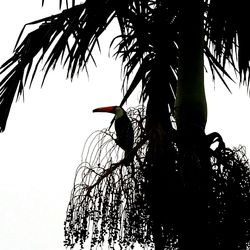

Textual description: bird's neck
[115,108,124,120]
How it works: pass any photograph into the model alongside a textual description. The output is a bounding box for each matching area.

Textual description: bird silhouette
[93,106,134,161]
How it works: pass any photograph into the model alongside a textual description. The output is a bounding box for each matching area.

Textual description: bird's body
[93,106,134,159]
[114,110,134,154]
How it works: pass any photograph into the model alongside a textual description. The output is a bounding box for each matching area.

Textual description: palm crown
[0,0,249,132]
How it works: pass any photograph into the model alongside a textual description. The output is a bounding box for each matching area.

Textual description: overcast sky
[1,2,250,250]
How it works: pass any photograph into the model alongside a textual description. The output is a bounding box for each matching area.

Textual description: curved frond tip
[0,1,118,131]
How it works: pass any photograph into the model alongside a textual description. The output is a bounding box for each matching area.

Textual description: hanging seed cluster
[64,106,154,249]
[209,145,250,249]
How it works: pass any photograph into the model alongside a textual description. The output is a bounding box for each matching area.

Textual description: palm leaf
[1,0,250,132]
[0,1,120,131]
[205,0,250,84]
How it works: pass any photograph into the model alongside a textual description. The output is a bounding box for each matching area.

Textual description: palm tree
[1,0,250,249]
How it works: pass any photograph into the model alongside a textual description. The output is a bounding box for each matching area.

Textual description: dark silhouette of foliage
[1,0,250,131]
[1,1,250,249]
[64,106,250,249]
[209,145,250,250]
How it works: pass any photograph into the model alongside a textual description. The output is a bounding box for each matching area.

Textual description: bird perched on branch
[93,106,134,161]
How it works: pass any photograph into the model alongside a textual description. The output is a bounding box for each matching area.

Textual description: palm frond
[115,0,178,112]
[119,57,151,107]
[205,0,250,85]
[0,1,119,131]
[205,46,235,92]
[41,0,76,9]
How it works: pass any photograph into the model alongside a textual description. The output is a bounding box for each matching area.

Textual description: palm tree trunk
[174,0,207,138]
[174,1,208,250]
[145,70,176,250]
[144,1,209,249]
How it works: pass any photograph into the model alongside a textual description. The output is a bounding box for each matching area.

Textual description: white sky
[1,2,250,250]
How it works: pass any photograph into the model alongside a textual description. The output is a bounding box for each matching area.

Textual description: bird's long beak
[93,106,116,114]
